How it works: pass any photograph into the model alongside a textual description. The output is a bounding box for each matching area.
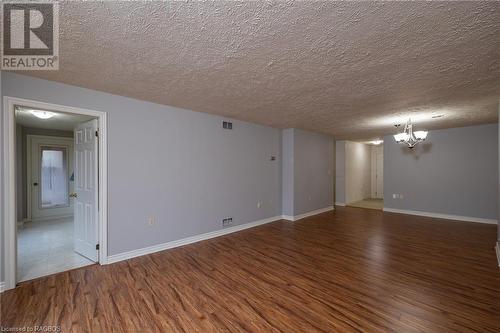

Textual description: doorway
[18,134,93,281]
[28,136,75,221]
[369,143,384,209]
[3,97,108,290]
[345,141,384,210]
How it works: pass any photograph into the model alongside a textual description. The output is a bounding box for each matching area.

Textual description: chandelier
[393,119,428,148]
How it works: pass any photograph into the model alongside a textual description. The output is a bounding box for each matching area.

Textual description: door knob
[33,182,38,186]
[69,192,77,198]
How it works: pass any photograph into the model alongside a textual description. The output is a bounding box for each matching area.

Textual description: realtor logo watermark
[1,1,59,70]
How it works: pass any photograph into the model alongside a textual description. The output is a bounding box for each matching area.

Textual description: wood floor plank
[1,207,499,332]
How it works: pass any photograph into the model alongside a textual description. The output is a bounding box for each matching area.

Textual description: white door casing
[74,119,99,261]
[29,136,74,221]
[3,96,108,291]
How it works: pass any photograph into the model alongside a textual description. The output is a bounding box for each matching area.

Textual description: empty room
[1,1,499,332]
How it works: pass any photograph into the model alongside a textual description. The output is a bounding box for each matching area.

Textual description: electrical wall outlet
[392,194,404,199]
[222,217,233,227]
[257,201,262,208]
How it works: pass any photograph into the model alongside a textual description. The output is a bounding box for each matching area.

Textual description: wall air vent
[223,121,233,129]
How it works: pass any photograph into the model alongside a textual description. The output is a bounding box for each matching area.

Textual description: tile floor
[348,198,384,210]
[17,217,95,282]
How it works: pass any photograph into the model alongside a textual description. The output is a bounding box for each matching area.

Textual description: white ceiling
[15,107,94,131]
[20,1,500,139]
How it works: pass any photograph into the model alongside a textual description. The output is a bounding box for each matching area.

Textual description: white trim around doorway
[2,96,109,292]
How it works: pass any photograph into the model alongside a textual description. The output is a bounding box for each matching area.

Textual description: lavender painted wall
[281,129,294,217]
[335,141,346,205]
[292,129,334,216]
[384,123,498,221]
[282,128,334,217]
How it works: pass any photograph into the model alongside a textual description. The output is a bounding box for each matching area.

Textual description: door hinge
[96,244,100,250]
[95,130,99,137]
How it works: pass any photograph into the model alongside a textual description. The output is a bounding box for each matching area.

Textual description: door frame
[27,135,75,222]
[2,96,109,291]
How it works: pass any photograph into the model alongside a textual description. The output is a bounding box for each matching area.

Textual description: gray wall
[281,129,294,216]
[1,73,283,269]
[293,129,334,215]
[281,128,334,216]
[384,123,498,220]
[16,126,73,221]
[335,141,346,204]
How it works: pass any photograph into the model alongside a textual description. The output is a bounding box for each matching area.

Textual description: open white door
[74,119,99,261]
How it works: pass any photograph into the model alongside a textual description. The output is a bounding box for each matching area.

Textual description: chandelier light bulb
[414,131,428,140]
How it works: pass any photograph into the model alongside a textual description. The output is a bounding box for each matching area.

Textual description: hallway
[17,217,94,282]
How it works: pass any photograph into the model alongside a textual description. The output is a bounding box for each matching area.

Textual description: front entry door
[30,136,74,221]
[74,119,99,261]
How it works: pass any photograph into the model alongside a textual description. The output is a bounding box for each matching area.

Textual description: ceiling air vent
[223,121,233,129]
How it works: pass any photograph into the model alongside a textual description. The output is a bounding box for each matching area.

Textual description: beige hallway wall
[345,141,371,204]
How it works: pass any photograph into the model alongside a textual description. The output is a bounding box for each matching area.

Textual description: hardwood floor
[1,207,499,332]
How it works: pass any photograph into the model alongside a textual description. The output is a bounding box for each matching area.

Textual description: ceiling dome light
[370,140,383,145]
[30,110,56,119]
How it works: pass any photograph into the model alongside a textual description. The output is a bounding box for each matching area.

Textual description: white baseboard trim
[0,282,6,293]
[107,215,282,264]
[334,202,346,207]
[496,242,500,267]
[383,208,498,224]
[281,206,334,222]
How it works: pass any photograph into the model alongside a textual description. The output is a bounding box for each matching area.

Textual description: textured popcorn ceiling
[21,1,500,140]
